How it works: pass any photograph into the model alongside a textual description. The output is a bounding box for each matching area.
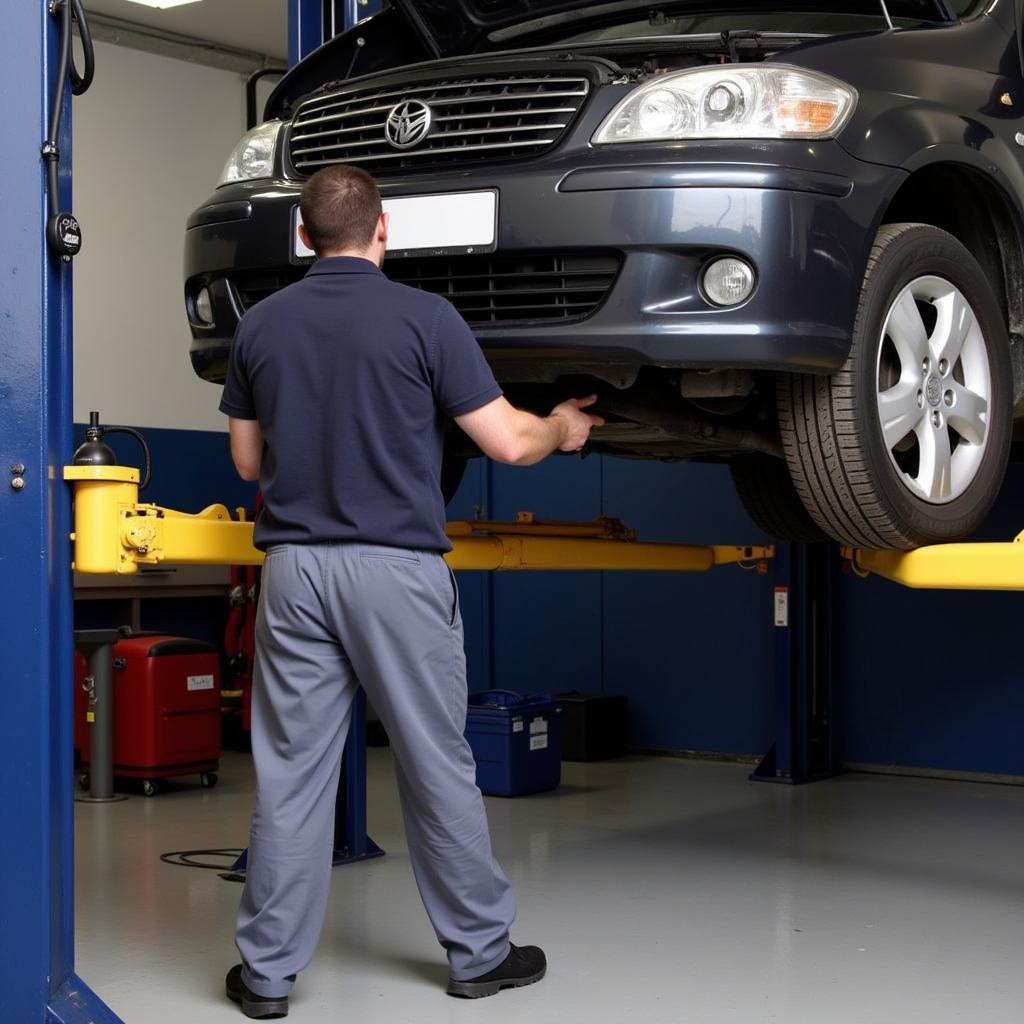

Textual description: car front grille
[232,270,306,311]
[387,252,620,325]
[233,251,620,327]
[288,71,590,176]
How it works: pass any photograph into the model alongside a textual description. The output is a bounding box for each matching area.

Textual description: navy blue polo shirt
[219,256,502,552]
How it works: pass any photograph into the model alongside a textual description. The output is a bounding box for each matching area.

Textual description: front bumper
[185,142,903,384]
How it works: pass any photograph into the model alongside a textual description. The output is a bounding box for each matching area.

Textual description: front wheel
[729,456,827,543]
[779,223,1012,549]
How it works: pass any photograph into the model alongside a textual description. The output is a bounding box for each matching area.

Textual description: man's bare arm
[229,417,264,481]
[455,395,604,467]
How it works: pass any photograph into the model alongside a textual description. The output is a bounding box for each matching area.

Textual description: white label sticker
[530,717,548,735]
[529,734,548,751]
[512,717,524,733]
[773,588,789,628]
[187,674,215,692]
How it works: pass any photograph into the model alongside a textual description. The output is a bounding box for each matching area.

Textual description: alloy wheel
[875,275,992,504]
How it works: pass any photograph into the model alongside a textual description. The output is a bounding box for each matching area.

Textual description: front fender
[841,106,1024,219]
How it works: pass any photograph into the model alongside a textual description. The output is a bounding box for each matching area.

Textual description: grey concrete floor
[75,750,1024,1023]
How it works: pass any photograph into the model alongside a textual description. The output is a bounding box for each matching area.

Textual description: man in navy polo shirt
[220,164,602,1019]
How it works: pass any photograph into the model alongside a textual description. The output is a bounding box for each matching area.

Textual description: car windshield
[505,2,982,43]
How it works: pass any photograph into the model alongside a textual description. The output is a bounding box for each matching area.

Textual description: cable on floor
[160,849,245,871]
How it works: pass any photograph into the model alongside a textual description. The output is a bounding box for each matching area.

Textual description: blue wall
[78,422,1024,777]
[831,464,1024,777]
[448,454,779,759]
[450,453,1024,777]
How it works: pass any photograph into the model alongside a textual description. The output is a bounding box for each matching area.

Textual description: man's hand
[550,395,605,452]
[455,394,605,467]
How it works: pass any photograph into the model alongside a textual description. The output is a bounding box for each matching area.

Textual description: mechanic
[219,164,603,1019]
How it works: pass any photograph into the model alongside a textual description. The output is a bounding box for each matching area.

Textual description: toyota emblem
[385,99,433,150]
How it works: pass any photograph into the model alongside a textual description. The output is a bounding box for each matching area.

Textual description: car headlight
[218,120,282,186]
[593,65,856,144]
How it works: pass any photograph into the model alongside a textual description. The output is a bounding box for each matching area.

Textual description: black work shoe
[226,964,289,1019]
[447,944,547,999]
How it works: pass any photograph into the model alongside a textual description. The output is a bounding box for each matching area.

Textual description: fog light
[702,257,755,307]
[195,286,214,325]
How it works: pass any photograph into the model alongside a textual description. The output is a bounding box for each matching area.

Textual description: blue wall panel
[462,455,777,756]
[490,456,604,695]
[600,459,775,756]
[832,462,1024,776]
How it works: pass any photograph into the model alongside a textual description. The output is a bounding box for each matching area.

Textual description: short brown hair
[300,165,382,256]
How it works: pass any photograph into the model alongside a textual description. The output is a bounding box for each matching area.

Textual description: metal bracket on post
[751,542,836,785]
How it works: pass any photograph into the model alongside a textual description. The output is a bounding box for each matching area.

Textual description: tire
[730,456,828,543]
[778,224,1013,549]
[77,772,90,792]
[200,771,218,789]
[142,779,160,797]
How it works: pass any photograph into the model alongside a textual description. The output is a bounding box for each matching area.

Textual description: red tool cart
[76,633,222,797]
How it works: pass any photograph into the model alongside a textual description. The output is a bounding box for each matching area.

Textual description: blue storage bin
[465,691,562,797]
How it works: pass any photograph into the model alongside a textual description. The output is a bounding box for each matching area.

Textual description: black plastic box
[555,692,628,762]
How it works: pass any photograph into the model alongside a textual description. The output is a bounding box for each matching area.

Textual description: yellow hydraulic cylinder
[444,516,771,571]
[63,465,142,574]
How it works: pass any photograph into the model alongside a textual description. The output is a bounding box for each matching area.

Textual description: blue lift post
[0,2,121,1022]
[751,542,836,784]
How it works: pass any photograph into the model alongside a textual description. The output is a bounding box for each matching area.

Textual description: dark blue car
[185,0,1023,548]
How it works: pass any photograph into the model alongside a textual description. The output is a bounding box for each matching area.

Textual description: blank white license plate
[293,190,497,259]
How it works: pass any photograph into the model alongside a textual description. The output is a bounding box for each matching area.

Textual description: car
[184,0,1024,549]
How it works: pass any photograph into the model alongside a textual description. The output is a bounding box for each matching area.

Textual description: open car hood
[265,0,956,119]
[396,0,956,55]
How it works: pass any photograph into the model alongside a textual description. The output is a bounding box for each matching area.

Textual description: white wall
[73,40,252,432]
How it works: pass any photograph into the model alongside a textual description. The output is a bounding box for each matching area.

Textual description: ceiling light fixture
[123,0,205,9]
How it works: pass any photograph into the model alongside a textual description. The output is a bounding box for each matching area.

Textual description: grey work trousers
[235,542,516,999]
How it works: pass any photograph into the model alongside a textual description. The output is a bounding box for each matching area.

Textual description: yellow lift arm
[63,466,773,575]
[64,463,1024,589]
[842,532,1024,591]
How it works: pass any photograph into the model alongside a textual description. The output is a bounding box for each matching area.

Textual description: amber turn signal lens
[778,99,841,134]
